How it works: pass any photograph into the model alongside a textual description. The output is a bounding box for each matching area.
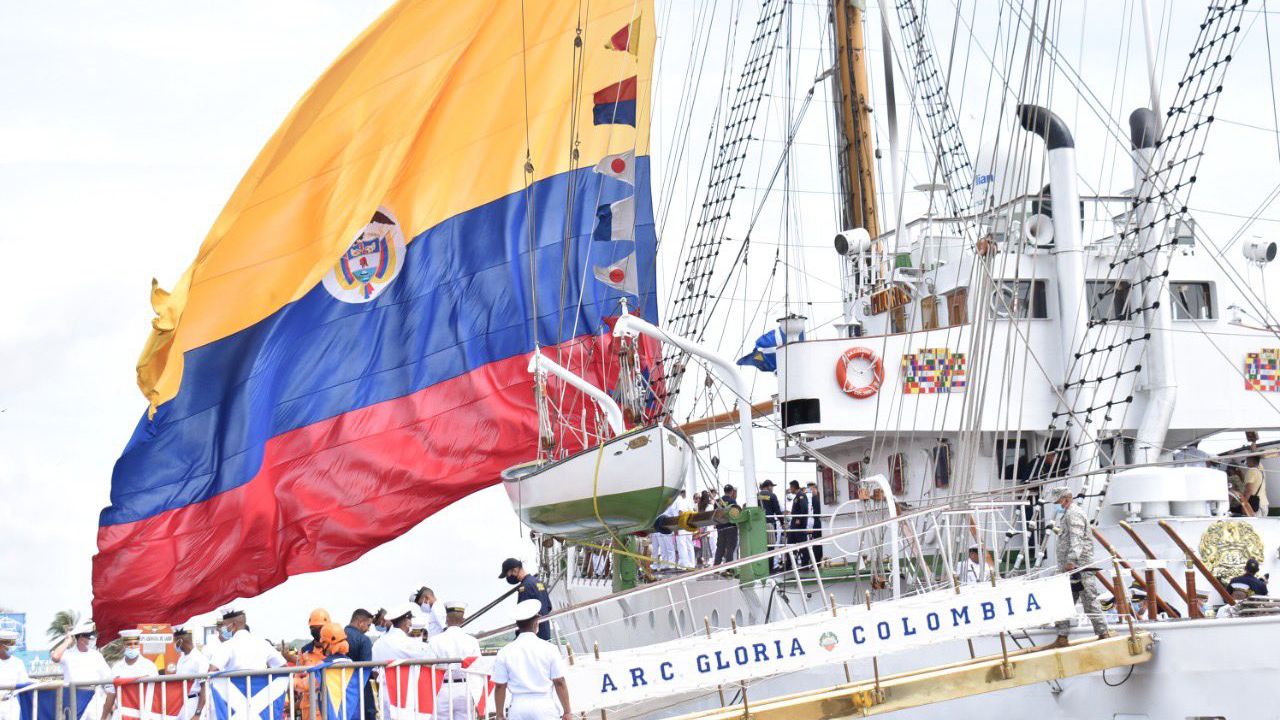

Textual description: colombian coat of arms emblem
[322,207,406,303]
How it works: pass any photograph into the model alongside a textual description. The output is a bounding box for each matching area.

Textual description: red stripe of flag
[593,77,637,104]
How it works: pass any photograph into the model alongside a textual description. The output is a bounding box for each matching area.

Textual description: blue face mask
[219,627,233,641]
[124,648,140,660]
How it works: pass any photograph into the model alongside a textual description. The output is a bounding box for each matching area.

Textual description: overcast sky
[4,0,1279,650]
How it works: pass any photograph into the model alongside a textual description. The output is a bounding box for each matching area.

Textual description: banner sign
[0,613,26,652]
[564,574,1073,712]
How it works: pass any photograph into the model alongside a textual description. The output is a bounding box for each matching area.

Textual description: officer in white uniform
[427,603,481,720]
[104,630,158,720]
[492,600,571,720]
[207,606,287,672]
[411,588,449,640]
[173,626,209,720]
[52,621,113,720]
[371,603,430,719]
[0,630,30,720]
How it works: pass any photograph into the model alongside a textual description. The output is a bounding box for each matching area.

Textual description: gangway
[668,631,1154,720]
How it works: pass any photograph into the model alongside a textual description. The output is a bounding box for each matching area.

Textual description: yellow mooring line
[668,631,1155,720]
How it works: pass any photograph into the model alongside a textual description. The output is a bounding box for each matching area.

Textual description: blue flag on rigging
[210,676,289,720]
[17,686,97,720]
[736,329,799,372]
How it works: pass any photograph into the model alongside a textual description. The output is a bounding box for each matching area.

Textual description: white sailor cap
[119,629,142,641]
[512,598,543,623]
[409,614,428,631]
[444,601,467,614]
[219,605,245,620]
[1231,581,1252,592]
[71,621,96,637]
[1131,587,1148,598]
[389,602,420,623]
[0,630,19,642]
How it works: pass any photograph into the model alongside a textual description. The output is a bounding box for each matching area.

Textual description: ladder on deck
[668,631,1154,720]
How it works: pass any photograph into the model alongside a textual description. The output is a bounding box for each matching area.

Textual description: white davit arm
[612,312,756,491]
[528,351,626,436]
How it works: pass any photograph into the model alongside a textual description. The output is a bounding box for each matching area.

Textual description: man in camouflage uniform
[1049,486,1110,647]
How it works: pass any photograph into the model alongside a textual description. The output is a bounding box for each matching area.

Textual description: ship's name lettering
[595,591,1043,694]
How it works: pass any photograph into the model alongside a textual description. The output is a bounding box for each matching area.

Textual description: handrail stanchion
[704,617,726,708]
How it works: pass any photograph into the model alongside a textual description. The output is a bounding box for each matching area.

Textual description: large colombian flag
[93,0,658,638]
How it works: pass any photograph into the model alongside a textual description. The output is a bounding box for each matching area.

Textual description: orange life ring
[835,347,883,399]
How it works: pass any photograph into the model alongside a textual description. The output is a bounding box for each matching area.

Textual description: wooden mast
[831,0,880,238]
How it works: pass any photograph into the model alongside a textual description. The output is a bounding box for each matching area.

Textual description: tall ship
[87,1,1280,719]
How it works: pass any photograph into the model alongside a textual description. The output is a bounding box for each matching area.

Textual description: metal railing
[1,657,490,720]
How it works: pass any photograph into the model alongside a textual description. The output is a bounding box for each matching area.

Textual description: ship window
[1086,279,1132,321]
[820,467,837,506]
[933,440,952,488]
[990,280,1048,319]
[889,453,906,495]
[1170,281,1215,320]
[890,304,909,333]
[846,461,864,500]
[921,296,940,330]
[944,287,969,326]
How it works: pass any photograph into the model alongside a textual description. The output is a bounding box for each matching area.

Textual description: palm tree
[47,610,79,642]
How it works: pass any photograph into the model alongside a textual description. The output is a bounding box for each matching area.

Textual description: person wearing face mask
[410,587,448,639]
[1047,486,1110,648]
[498,559,553,641]
[0,630,30,720]
[172,627,208,720]
[103,630,158,720]
[294,609,330,720]
[52,621,113,720]
[207,606,286,672]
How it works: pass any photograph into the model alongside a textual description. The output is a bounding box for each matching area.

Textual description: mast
[831,0,880,238]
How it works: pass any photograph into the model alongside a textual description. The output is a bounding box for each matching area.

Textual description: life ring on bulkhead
[835,346,883,399]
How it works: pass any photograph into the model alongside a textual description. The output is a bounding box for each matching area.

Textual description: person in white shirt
[371,604,430,719]
[427,603,481,720]
[173,627,209,720]
[207,607,286,672]
[0,630,31,720]
[411,588,449,640]
[674,491,696,569]
[52,621,113,720]
[493,600,571,720]
[956,547,987,585]
[103,630,158,720]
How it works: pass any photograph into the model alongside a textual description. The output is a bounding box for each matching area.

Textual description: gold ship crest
[1198,520,1265,581]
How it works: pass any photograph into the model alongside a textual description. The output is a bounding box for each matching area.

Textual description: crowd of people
[3,558,563,720]
[644,479,829,575]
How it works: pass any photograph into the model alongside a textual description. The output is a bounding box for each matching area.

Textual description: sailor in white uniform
[52,621,113,720]
[104,630,159,720]
[371,604,430,719]
[674,491,696,569]
[0,630,30,720]
[427,602,482,720]
[956,547,987,585]
[412,587,449,640]
[493,600,572,720]
[207,606,287,672]
[173,626,209,720]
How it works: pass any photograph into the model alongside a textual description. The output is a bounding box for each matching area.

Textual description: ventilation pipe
[1017,105,1095,476]
[1129,108,1177,464]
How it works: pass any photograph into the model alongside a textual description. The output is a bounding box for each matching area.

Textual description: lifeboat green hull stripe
[516,486,680,538]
